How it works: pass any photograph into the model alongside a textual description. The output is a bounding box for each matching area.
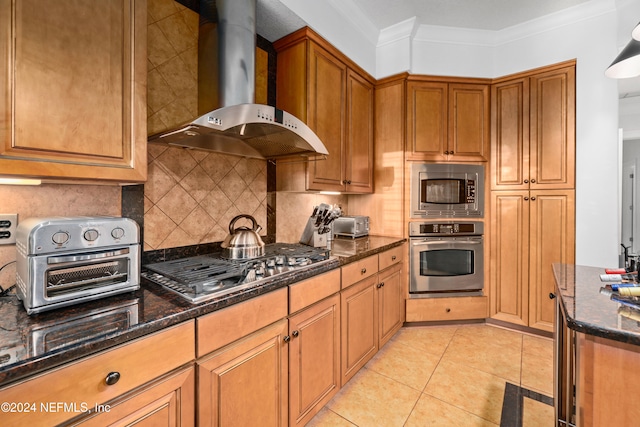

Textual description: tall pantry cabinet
[490,61,576,332]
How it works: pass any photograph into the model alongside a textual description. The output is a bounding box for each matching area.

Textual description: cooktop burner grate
[142,243,331,303]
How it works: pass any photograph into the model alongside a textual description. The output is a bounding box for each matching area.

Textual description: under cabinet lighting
[0,178,42,186]
[319,191,341,195]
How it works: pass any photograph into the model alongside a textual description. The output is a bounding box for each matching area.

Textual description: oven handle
[411,238,482,246]
[47,248,131,264]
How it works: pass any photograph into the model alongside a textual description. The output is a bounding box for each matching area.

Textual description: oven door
[409,236,483,296]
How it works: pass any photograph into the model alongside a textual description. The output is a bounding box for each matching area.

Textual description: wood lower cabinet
[275,27,374,194]
[377,262,403,348]
[490,190,575,332]
[0,321,195,426]
[68,365,195,427]
[288,294,340,427]
[406,78,490,162]
[0,0,147,182]
[491,61,575,190]
[198,319,289,427]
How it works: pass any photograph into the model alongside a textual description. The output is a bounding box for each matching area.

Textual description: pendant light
[605,38,640,78]
[633,21,640,41]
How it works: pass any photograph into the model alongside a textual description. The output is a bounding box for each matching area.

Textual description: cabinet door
[490,191,530,326]
[528,190,575,332]
[345,70,374,193]
[341,275,378,386]
[377,263,403,348]
[289,294,340,427]
[307,42,346,192]
[529,66,575,189]
[406,81,448,161]
[69,366,195,427]
[448,83,490,161]
[198,320,288,427]
[0,0,146,182]
[491,78,530,190]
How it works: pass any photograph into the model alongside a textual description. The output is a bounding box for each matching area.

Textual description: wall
[0,185,121,291]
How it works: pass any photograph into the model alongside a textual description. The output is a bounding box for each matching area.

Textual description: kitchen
[0,0,637,426]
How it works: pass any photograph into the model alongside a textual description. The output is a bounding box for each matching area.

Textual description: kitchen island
[553,263,640,427]
[0,235,405,425]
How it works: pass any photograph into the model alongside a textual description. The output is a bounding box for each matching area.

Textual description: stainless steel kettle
[221,214,265,259]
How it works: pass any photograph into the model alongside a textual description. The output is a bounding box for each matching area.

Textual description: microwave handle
[411,238,482,246]
[47,248,131,264]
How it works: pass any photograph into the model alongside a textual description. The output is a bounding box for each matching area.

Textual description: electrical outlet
[0,214,17,245]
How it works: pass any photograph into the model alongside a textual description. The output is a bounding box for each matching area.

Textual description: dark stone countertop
[0,236,405,388]
[553,263,640,345]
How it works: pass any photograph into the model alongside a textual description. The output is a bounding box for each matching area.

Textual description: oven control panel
[409,221,484,237]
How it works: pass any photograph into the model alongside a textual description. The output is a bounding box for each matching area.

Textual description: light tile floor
[308,323,554,427]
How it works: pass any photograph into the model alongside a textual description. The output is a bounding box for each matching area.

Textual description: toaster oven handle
[47,248,131,264]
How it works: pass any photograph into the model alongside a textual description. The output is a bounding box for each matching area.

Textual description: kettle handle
[228,214,260,234]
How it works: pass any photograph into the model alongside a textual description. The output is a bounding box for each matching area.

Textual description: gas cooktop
[141,243,332,303]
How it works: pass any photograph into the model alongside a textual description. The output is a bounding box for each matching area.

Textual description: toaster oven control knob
[83,229,99,242]
[52,231,70,245]
[111,227,125,240]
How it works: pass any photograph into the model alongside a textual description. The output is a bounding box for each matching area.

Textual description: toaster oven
[15,217,140,315]
[332,216,369,238]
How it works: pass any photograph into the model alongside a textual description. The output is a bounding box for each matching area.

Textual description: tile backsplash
[144,143,267,251]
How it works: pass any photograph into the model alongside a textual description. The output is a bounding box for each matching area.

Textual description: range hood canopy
[148,0,328,160]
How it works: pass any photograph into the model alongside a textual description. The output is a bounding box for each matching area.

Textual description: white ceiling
[349,0,592,31]
[256,0,594,41]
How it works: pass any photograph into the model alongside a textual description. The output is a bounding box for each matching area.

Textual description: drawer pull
[292,330,299,337]
[549,293,556,299]
[361,268,367,274]
[377,282,385,288]
[105,371,121,386]
[446,308,451,313]
[391,255,397,261]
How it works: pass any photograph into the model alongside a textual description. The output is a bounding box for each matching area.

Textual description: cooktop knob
[52,231,70,245]
[83,229,99,242]
[111,227,125,240]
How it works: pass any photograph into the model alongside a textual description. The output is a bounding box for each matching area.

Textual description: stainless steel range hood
[148,0,328,160]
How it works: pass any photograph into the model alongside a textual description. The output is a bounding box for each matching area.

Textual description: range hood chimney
[148,0,328,160]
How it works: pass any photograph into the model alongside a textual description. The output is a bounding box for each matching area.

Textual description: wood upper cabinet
[0,0,147,182]
[490,189,575,332]
[274,27,374,193]
[406,78,489,162]
[491,62,575,190]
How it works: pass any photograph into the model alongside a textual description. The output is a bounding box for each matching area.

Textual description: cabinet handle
[347,180,352,184]
[361,268,367,274]
[292,330,299,337]
[377,282,385,288]
[524,197,529,201]
[391,255,396,261]
[444,150,449,154]
[531,178,536,183]
[524,179,529,184]
[549,293,556,299]
[531,197,536,201]
[450,151,453,155]
[283,335,291,343]
[105,371,121,386]
[446,308,451,313]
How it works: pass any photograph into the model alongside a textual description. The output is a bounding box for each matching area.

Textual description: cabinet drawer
[341,255,378,289]
[289,269,340,314]
[0,321,195,426]
[378,245,405,271]
[197,287,288,357]
[406,296,488,322]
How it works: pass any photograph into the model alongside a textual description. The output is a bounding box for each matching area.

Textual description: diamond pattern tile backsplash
[144,143,267,250]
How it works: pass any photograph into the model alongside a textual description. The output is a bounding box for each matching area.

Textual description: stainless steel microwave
[410,163,484,218]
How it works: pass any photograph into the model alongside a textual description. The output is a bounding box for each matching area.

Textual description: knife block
[299,217,328,247]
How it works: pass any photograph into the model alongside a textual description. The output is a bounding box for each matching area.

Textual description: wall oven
[411,163,484,218]
[409,221,484,298]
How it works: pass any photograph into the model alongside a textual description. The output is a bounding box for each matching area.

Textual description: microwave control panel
[409,221,484,237]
